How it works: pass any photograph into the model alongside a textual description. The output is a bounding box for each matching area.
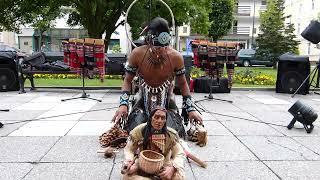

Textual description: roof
[18,28,35,37]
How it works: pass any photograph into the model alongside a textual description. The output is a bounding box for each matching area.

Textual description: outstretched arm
[112,48,140,124]
[174,52,203,123]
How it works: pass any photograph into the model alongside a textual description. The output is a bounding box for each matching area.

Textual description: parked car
[235,49,273,67]
[0,45,28,60]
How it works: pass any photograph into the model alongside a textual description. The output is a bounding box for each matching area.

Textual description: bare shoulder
[128,45,149,66]
[167,47,184,69]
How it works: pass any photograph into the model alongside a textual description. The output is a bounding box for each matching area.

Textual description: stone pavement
[0,89,320,180]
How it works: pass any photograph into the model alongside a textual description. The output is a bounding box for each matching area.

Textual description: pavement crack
[266,138,308,160]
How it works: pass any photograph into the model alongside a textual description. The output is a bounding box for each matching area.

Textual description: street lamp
[251,0,256,48]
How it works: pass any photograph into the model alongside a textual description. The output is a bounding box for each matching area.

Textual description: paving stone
[35,110,85,121]
[192,161,279,180]
[80,106,118,121]
[198,101,242,112]
[67,121,112,136]
[200,121,233,136]
[0,163,33,180]
[13,102,59,111]
[0,110,46,121]
[234,103,275,113]
[0,137,59,162]
[0,121,27,136]
[247,95,291,105]
[265,161,320,180]
[272,123,320,137]
[187,136,257,161]
[239,136,320,161]
[210,111,259,121]
[0,102,26,109]
[9,121,77,136]
[293,136,320,154]
[221,120,283,136]
[23,163,112,180]
[41,136,108,163]
[251,111,293,124]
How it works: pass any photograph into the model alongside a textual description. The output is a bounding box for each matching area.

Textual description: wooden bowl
[138,150,164,174]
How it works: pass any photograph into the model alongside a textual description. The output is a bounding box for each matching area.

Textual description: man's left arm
[174,53,202,123]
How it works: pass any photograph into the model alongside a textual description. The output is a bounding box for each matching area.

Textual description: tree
[127,0,212,40]
[256,0,299,68]
[0,0,211,48]
[208,0,235,41]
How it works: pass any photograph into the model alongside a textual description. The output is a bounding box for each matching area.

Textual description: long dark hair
[142,107,168,150]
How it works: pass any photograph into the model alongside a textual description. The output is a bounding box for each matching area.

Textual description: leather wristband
[182,95,196,113]
[120,91,130,107]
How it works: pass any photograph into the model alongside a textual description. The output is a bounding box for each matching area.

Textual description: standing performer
[122,106,185,180]
[111,17,202,137]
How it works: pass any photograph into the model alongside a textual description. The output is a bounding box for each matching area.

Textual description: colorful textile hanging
[76,39,85,74]
[94,39,106,82]
[62,41,70,66]
[68,40,80,72]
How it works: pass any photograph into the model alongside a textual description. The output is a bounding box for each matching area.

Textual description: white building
[223,0,267,48]
[0,31,18,47]
[284,0,320,62]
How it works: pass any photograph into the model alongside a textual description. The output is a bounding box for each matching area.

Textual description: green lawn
[26,66,316,88]
[234,66,277,78]
[25,78,123,87]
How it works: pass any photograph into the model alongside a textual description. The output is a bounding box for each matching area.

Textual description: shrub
[233,68,275,85]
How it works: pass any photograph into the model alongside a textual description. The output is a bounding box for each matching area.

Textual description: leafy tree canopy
[208,0,235,41]
[256,0,299,67]
[0,0,211,46]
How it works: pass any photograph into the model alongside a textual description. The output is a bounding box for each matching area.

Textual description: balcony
[235,6,251,16]
[259,5,267,13]
[229,26,250,35]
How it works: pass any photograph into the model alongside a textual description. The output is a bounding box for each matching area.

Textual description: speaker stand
[292,60,320,98]
[61,65,102,102]
[194,77,233,104]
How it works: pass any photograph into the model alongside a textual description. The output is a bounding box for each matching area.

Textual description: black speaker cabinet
[0,64,19,92]
[276,53,310,95]
[301,20,320,44]
[194,76,230,93]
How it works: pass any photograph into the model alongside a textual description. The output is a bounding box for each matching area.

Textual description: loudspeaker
[194,76,230,93]
[301,20,320,44]
[276,54,310,95]
[0,64,19,92]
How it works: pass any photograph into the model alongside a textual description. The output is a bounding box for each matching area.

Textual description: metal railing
[229,26,250,35]
[235,6,251,16]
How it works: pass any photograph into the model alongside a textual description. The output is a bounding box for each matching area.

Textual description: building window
[312,0,314,9]
[297,23,300,34]
[261,0,266,5]
[299,4,302,13]
[308,43,311,55]
[183,27,188,34]
[24,42,28,46]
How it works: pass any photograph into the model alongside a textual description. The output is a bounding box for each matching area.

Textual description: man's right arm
[112,48,140,123]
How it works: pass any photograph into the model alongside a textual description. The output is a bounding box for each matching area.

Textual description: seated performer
[122,106,185,180]
[112,17,202,137]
